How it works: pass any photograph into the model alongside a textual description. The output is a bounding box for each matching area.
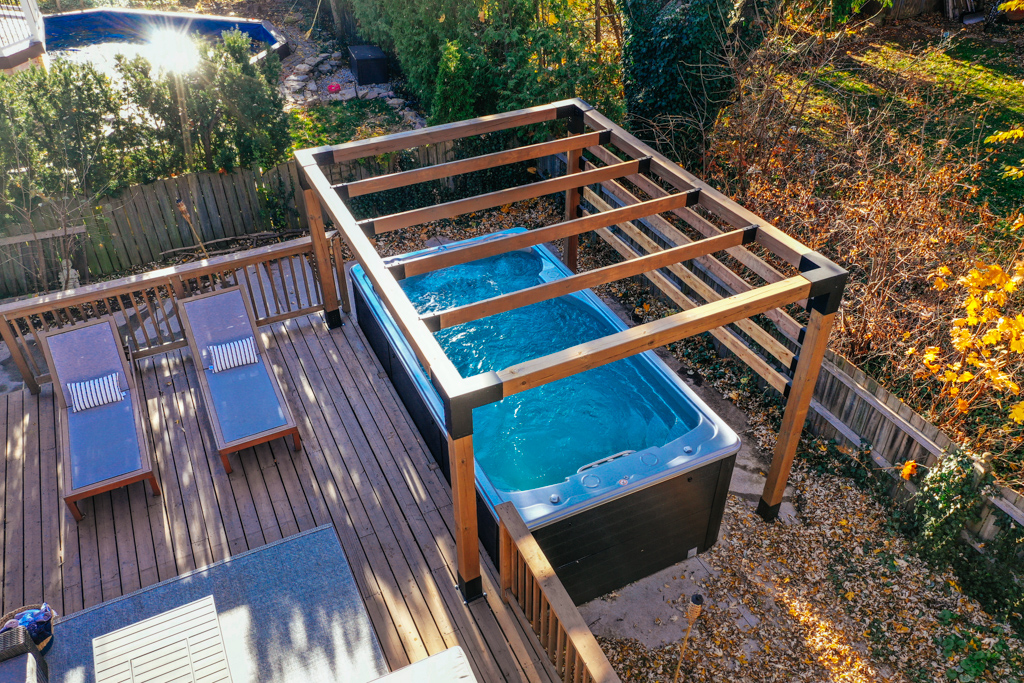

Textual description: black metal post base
[756,498,781,522]
[324,308,344,329]
[458,574,484,603]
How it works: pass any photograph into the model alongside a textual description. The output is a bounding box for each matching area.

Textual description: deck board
[0,312,554,681]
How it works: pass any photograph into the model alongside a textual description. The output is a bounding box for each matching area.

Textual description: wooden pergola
[294,99,847,602]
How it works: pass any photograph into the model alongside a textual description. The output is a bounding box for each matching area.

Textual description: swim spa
[352,229,740,604]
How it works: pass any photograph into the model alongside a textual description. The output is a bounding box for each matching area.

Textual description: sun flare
[146,28,201,74]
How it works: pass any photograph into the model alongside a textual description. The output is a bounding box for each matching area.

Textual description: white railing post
[18,0,44,47]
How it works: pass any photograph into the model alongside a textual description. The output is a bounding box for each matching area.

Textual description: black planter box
[348,45,388,86]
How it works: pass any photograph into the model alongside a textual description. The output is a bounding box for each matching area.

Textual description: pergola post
[303,188,344,328]
[448,433,482,601]
[758,306,836,521]
[562,114,584,273]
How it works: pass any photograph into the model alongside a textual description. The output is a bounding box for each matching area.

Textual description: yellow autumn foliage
[918,252,1024,429]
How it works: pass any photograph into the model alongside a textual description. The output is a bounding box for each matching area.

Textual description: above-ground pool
[43,8,288,75]
[352,229,741,604]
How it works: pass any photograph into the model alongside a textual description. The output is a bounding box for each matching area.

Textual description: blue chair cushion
[66,392,143,490]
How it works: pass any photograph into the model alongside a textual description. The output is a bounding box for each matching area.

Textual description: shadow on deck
[0,311,554,682]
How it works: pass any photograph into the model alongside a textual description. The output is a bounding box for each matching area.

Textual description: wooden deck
[0,311,554,682]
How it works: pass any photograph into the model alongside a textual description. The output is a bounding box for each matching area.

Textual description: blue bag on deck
[0,603,55,652]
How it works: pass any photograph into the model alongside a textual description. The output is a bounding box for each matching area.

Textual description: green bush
[0,31,291,228]
[430,40,475,125]
[349,0,624,123]
[116,30,290,177]
[618,0,735,158]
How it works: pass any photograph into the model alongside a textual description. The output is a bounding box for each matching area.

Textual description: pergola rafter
[295,99,848,603]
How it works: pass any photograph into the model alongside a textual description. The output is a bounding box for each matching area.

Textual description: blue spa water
[400,249,701,493]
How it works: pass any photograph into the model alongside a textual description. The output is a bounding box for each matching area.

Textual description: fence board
[138,183,174,253]
[196,173,224,241]
[124,190,158,264]
[150,180,184,251]
[158,179,190,248]
[229,170,255,234]
[137,185,173,257]
[240,169,265,231]
[98,199,137,268]
[211,172,238,238]
[183,174,213,243]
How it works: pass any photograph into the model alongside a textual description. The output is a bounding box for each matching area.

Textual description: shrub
[618,0,736,159]
[0,31,292,230]
[349,0,624,123]
[116,30,290,176]
[430,40,475,125]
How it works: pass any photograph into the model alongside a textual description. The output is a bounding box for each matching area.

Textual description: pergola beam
[388,189,700,280]
[421,226,755,331]
[336,129,611,199]
[581,108,814,268]
[496,276,813,397]
[301,98,585,166]
[295,156,466,395]
[359,157,650,235]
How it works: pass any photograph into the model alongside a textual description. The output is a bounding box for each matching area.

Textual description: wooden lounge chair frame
[40,317,160,522]
[178,285,301,473]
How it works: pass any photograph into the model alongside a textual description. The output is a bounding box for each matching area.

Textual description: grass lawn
[287,98,404,151]
[804,28,1024,214]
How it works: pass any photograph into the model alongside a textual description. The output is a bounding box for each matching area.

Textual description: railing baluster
[142,291,166,346]
[548,598,559,657]
[255,262,272,319]
[115,295,143,351]
[25,321,46,374]
[539,593,549,654]
[154,285,176,341]
[299,251,314,309]
[241,266,261,318]
[126,293,153,349]
[284,256,299,309]
[556,624,566,675]
[276,258,291,312]
[531,575,541,632]
[499,522,512,602]
[563,640,575,683]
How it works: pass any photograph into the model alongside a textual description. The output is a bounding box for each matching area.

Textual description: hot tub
[351,229,740,603]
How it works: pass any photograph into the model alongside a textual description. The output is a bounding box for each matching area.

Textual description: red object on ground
[327,83,341,94]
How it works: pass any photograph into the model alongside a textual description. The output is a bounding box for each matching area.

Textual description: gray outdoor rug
[46,525,389,683]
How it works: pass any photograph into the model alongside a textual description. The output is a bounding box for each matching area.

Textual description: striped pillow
[209,336,259,373]
[67,372,124,413]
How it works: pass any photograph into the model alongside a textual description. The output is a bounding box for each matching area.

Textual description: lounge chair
[177,286,301,473]
[40,318,160,522]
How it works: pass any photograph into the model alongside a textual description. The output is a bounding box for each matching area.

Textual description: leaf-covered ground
[599,470,1023,683]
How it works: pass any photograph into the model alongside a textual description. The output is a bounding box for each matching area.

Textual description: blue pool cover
[44,8,282,51]
[351,229,740,526]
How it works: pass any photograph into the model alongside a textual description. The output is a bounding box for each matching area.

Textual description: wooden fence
[0,235,329,394]
[497,502,621,683]
[0,161,311,300]
[0,144,463,301]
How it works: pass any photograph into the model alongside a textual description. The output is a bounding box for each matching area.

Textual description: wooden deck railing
[0,236,327,393]
[496,502,621,683]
